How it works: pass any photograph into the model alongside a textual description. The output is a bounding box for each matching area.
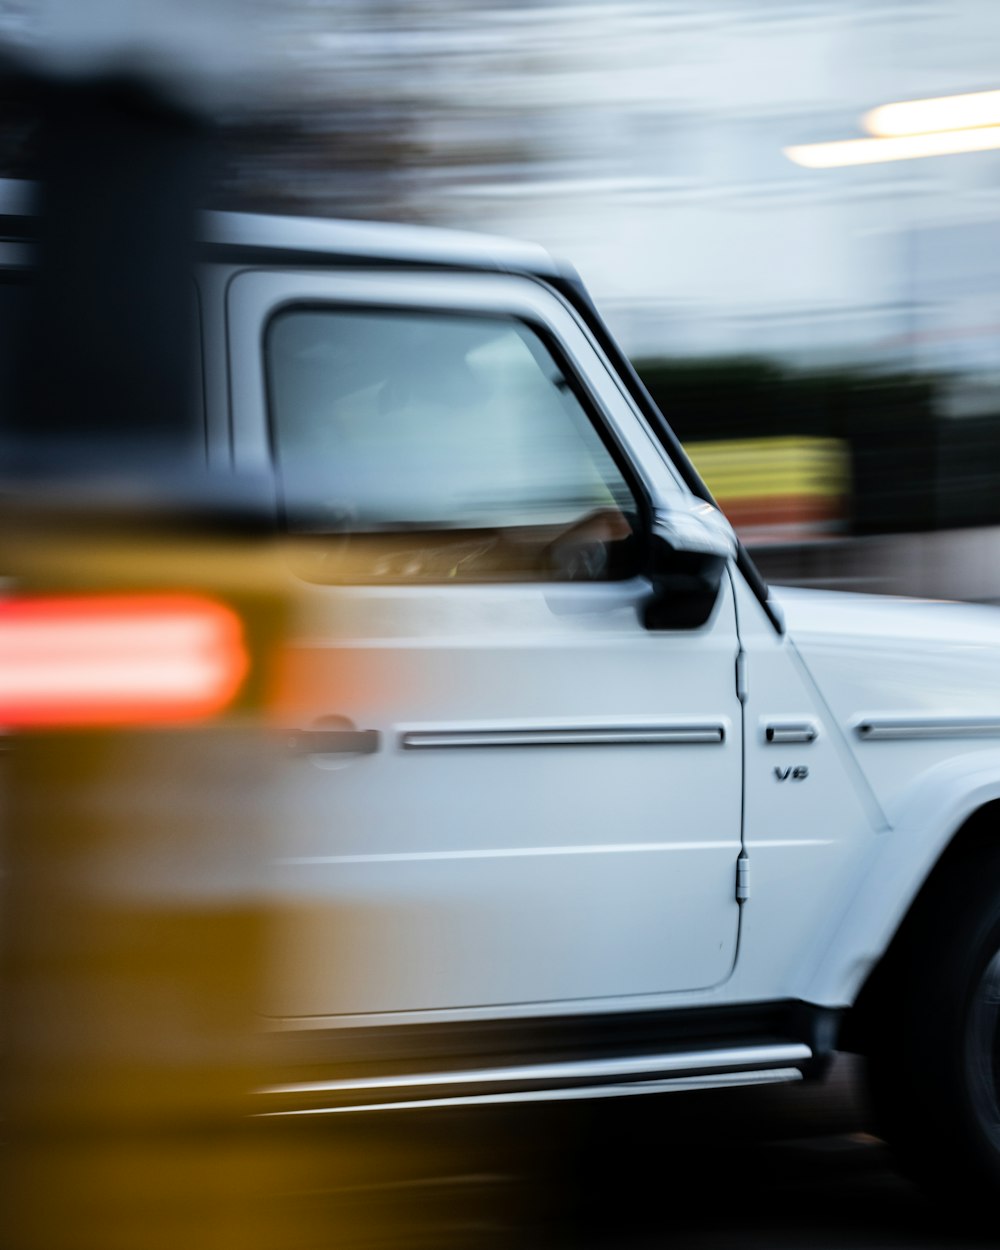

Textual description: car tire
[866,848,1000,1213]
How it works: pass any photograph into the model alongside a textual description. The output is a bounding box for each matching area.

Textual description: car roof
[203,208,563,277]
[0,178,563,279]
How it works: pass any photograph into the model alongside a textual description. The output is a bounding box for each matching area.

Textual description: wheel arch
[841,797,1000,1054]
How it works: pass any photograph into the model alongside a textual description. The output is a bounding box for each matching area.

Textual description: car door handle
[287,728,381,757]
[764,721,818,744]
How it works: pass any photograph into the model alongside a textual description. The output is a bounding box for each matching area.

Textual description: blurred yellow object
[685,436,849,543]
[0,497,301,1250]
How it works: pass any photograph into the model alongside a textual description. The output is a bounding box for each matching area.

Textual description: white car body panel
[802,753,1000,1005]
[764,587,1000,1006]
[777,587,1000,812]
[265,576,744,1016]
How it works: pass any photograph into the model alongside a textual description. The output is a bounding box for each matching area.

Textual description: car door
[227,268,744,1020]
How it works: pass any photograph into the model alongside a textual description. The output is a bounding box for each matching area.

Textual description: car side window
[265,306,641,583]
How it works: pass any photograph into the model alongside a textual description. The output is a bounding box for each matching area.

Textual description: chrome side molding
[856,715,1000,741]
[259,1068,805,1117]
[257,1042,812,1116]
[399,724,726,750]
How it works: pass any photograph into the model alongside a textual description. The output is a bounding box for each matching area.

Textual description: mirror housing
[643,501,736,630]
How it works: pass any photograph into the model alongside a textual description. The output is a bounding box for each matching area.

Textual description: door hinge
[736,851,750,903]
[735,648,749,703]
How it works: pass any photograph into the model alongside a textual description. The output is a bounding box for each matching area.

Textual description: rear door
[228,268,744,1019]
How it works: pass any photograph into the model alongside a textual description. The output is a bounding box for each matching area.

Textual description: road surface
[271,1056,995,1249]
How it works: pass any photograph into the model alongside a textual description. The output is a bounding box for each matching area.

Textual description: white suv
[4,184,999,1205]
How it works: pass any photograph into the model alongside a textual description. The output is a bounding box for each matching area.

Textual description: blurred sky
[5,0,1000,377]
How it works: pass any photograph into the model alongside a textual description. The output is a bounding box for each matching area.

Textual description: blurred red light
[0,593,250,727]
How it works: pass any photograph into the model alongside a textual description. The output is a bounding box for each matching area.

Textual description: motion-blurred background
[5,0,1000,597]
[4,6,1000,1250]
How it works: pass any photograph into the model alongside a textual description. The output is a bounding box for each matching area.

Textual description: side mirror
[644,501,736,630]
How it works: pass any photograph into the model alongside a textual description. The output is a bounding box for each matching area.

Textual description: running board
[257,1042,812,1117]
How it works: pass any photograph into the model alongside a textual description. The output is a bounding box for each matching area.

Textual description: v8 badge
[774,765,809,782]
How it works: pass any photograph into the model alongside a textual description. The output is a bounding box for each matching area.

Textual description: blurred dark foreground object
[1,71,207,472]
[0,488,297,1250]
[0,58,512,1250]
[0,58,298,1250]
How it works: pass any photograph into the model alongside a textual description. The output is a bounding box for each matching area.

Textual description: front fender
[796,748,1000,1006]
